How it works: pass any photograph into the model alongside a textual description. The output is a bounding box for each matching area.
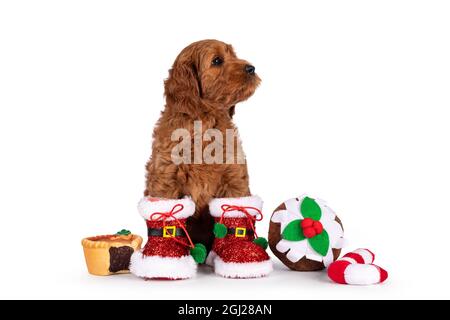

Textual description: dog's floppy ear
[164,52,202,109]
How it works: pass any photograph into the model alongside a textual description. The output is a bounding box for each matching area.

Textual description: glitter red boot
[206,196,272,278]
[130,197,206,280]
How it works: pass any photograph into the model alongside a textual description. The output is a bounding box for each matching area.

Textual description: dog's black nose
[245,65,255,74]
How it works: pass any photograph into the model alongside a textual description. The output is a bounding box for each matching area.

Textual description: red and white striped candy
[327,249,388,285]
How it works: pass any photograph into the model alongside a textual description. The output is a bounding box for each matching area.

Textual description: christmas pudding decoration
[81,230,143,276]
[269,195,344,271]
[130,197,206,280]
[327,248,388,285]
[206,195,273,278]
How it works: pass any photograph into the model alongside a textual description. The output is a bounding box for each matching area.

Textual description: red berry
[313,221,323,234]
[303,227,317,238]
[301,218,314,228]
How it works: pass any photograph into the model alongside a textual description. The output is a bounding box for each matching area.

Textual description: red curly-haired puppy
[144,39,260,250]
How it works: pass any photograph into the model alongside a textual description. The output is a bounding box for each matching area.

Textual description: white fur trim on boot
[138,196,195,220]
[205,250,217,267]
[129,250,197,280]
[209,196,263,218]
[214,256,273,279]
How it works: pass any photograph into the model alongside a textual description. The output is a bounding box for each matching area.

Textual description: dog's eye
[212,56,223,66]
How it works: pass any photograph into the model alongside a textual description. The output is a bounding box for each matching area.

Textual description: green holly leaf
[300,197,322,220]
[116,229,131,235]
[282,219,306,241]
[308,229,329,256]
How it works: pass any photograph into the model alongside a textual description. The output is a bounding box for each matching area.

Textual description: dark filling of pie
[109,246,134,273]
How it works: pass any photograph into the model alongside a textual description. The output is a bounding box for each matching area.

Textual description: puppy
[144,39,260,249]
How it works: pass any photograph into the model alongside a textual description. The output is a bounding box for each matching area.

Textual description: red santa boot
[130,197,206,280]
[206,196,272,278]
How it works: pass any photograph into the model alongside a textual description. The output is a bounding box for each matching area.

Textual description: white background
[1,0,449,299]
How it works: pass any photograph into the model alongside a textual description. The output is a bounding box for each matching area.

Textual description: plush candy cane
[327,249,388,285]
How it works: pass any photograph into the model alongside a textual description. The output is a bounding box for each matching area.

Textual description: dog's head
[164,39,260,115]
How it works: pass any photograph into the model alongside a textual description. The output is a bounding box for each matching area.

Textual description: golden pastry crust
[81,234,142,249]
[82,234,143,276]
